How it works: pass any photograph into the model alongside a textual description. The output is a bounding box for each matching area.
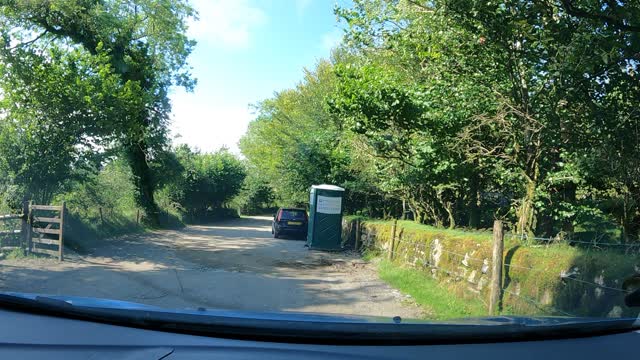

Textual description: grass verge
[377,259,487,320]
[3,248,42,260]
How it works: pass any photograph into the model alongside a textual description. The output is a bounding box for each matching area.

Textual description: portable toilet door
[307,184,345,250]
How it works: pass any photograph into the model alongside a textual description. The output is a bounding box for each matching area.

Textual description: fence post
[59,202,65,262]
[136,209,140,225]
[20,199,28,250]
[388,219,398,260]
[99,207,104,225]
[489,220,504,315]
[354,219,361,251]
[26,201,33,254]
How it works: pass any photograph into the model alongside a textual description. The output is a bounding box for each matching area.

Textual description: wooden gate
[28,202,66,261]
[0,202,66,261]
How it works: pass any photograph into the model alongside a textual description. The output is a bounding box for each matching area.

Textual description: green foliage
[240,61,342,207]
[0,0,197,224]
[164,145,246,222]
[4,247,26,260]
[54,159,145,251]
[378,259,487,319]
[357,218,640,318]
[240,0,640,243]
[233,169,276,215]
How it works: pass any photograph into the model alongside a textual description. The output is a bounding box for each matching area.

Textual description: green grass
[377,259,487,320]
[362,248,382,261]
[5,248,25,260]
[3,247,42,260]
[360,217,494,242]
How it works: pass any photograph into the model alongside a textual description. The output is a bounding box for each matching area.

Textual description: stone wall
[343,218,639,318]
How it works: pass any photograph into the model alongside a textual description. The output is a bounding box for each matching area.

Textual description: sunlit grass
[377,259,487,320]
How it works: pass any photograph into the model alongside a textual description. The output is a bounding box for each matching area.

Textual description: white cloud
[321,28,343,52]
[170,90,253,154]
[294,0,312,16]
[188,0,267,50]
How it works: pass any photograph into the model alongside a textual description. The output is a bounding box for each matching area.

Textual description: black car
[272,208,308,239]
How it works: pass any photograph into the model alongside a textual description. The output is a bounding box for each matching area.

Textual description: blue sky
[169,0,348,153]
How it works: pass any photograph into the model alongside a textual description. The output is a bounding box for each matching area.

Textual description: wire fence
[502,288,576,317]
[517,234,640,249]
[428,257,578,317]
[360,222,635,318]
[462,244,629,293]
[354,217,639,318]
[430,240,630,292]
[430,256,628,317]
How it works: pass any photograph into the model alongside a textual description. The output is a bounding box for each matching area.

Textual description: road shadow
[0,255,412,318]
[501,245,520,311]
[549,248,639,318]
[274,233,307,241]
[0,216,419,318]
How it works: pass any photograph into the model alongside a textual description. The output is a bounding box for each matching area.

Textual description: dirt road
[0,216,422,318]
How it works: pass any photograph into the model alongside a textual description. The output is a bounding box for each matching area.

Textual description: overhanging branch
[559,0,640,32]
[7,30,48,50]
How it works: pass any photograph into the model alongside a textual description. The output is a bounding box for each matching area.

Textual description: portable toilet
[307,184,345,250]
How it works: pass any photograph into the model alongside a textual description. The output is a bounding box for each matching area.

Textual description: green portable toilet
[307,184,345,250]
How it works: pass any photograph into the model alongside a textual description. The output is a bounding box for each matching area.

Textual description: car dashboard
[0,308,638,360]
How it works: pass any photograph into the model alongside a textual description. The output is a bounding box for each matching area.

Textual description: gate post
[489,220,504,315]
[59,202,65,261]
[26,201,33,254]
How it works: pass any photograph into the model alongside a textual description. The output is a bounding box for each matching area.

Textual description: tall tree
[0,0,196,224]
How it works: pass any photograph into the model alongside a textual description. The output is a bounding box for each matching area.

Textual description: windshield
[0,0,638,335]
[279,210,307,221]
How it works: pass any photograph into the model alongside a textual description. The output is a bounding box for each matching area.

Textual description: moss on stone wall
[344,219,640,318]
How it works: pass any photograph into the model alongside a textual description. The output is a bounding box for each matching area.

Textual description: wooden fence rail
[0,201,65,261]
[30,202,65,261]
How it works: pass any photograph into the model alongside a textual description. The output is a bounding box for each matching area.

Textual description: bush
[163,146,246,222]
[55,160,146,251]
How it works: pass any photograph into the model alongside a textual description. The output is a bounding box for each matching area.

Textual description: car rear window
[280,210,306,220]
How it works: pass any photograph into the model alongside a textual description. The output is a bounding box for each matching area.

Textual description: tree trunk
[467,175,481,228]
[414,209,424,224]
[125,141,159,226]
[621,192,640,243]
[517,172,537,237]
[445,202,456,229]
[561,182,577,237]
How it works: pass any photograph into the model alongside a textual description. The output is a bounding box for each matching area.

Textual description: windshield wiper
[0,292,638,345]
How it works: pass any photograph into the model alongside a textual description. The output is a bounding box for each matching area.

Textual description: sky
[169,0,348,154]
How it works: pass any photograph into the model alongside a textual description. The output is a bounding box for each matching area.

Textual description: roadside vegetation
[351,217,639,318]
[0,1,246,251]
[239,0,640,244]
[378,260,487,320]
[236,0,640,317]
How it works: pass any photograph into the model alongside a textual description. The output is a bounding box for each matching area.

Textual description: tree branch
[7,30,48,50]
[559,0,640,32]
[406,0,435,13]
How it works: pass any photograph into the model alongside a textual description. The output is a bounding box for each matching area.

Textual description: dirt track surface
[0,216,422,319]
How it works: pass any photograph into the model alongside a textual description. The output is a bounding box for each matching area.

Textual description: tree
[0,0,196,224]
[240,60,346,206]
[165,146,246,222]
[233,168,276,215]
[0,44,120,204]
[330,0,640,239]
